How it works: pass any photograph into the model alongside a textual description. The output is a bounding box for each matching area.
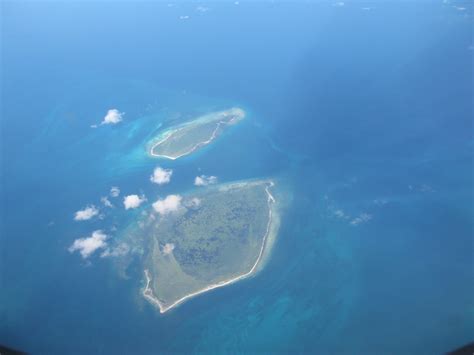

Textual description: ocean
[1,1,473,354]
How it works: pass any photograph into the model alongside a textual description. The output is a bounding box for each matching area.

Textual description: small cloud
[90,124,98,128]
[150,167,173,185]
[196,5,210,12]
[409,183,435,193]
[453,6,466,11]
[333,209,348,219]
[179,15,190,20]
[361,7,373,10]
[101,109,124,125]
[101,196,114,208]
[330,205,373,226]
[420,184,435,193]
[152,194,183,215]
[69,230,108,258]
[350,213,372,226]
[184,197,201,209]
[123,194,147,210]
[373,198,388,206]
[194,175,217,186]
[190,197,201,207]
[74,205,99,221]
[110,186,120,198]
[234,1,239,5]
[333,2,344,6]
[162,243,175,255]
[101,243,130,258]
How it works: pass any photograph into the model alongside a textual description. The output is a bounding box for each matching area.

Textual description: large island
[121,179,279,313]
[148,107,245,160]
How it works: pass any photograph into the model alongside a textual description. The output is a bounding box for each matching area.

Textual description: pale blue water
[1,1,473,354]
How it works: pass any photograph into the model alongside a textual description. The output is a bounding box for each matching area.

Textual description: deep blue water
[1,1,473,354]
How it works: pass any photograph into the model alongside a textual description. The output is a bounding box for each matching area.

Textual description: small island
[148,107,245,160]
[121,179,279,313]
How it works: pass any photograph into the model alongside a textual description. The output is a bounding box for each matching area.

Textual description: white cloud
[196,6,210,12]
[409,184,435,193]
[69,230,108,258]
[420,184,435,193]
[333,1,344,6]
[74,205,99,221]
[333,209,348,219]
[101,243,130,258]
[190,197,201,207]
[162,243,175,255]
[150,167,173,185]
[123,194,147,210]
[194,175,217,186]
[179,15,190,20]
[152,194,182,215]
[373,198,388,206]
[101,196,113,208]
[101,109,124,125]
[184,197,201,209]
[350,213,372,226]
[110,186,120,198]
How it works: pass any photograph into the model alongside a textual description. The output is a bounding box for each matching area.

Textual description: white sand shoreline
[142,181,277,313]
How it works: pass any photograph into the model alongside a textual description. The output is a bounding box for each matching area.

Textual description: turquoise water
[1,1,473,354]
